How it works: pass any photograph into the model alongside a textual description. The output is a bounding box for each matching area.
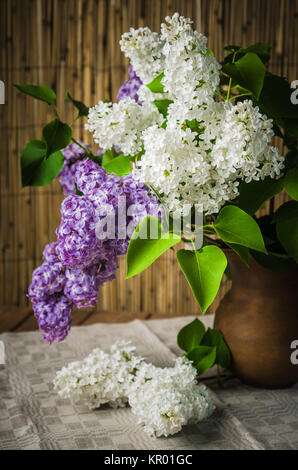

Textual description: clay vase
[214,250,298,388]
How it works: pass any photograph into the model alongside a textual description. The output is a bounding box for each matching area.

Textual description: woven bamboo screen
[1,0,297,315]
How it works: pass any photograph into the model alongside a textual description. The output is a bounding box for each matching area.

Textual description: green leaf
[224,263,232,280]
[21,140,64,187]
[153,99,173,118]
[223,43,270,65]
[177,318,206,353]
[176,246,227,313]
[226,243,250,267]
[21,140,47,186]
[281,119,298,138]
[215,338,231,369]
[222,52,266,99]
[284,150,298,172]
[251,250,294,271]
[242,43,271,63]
[126,217,181,278]
[223,45,241,53]
[183,119,206,135]
[255,215,279,248]
[283,168,298,200]
[101,148,119,165]
[146,72,165,93]
[283,133,298,152]
[64,91,89,117]
[238,177,284,215]
[14,84,56,105]
[103,154,131,176]
[272,123,284,138]
[273,200,298,223]
[30,151,64,186]
[214,206,267,254]
[201,328,231,369]
[186,346,216,375]
[259,73,298,119]
[234,85,253,97]
[42,119,72,157]
[275,202,298,262]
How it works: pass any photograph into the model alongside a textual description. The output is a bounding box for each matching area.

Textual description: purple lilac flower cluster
[117,65,142,104]
[28,243,73,343]
[29,161,161,343]
[57,142,92,195]
[29,67,146,343]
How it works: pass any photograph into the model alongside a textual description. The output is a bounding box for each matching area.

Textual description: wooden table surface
[0,306,191,334]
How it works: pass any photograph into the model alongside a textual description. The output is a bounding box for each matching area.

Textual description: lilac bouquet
[16,12,298,382]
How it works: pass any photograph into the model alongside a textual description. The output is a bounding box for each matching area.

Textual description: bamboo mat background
[0,0,297,318]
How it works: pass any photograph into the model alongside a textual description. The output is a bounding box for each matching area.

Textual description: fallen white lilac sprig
[53,340,215,438]
[128,357,215,437]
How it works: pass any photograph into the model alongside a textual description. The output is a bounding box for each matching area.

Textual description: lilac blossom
[28,68,152,343]
[33,295,73,343]
[28,162,161,344]
[57,142,92,195]
[117,66,142,104]
[56,196,99,269]
[28,261,65,303]
[29,243,73,343]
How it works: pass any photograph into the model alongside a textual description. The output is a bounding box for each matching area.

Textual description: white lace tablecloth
[0,315,297,450]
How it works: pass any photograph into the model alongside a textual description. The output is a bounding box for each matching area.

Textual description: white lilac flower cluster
[53,340,215,437]
[160,14,221,110]
[128,358,215,437]
[85,98,162,156]
[138,100,283,214]
[119,27,165,84]
[86,13,284,215]
[54,340,144,409]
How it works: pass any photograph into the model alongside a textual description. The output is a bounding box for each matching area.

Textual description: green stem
[52,104,60,119]
[203,224,215,231]
[215,91,227,101]
[70,114,80,127]
[71,138,90,154]
[226,79,233,101]
[203,235,225,247]
[226,51,237,101]
[229,92,252,101]
[71,137,97,162]
[191,239,197,252]
[181,236,192,244]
